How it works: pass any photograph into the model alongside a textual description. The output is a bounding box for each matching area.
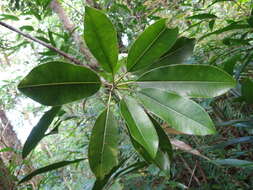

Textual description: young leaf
[127,19,178,72]
[120,96,159,159]
[186,13,217,20]
[137,64,236,98]
[223,54,241,75]
[18,61,101,106]
[84,6,118,74]
[138,88,216,135]
[22,106,61,159]
[88,108,119,179]
[19,159,85,184]
[0,14,19,21]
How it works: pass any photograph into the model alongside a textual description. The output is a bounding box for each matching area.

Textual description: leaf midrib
[140,92,212,131]
[18,81,100,89]
[88,11,114,73]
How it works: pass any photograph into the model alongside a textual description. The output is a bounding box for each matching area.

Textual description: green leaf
[211,136,253,150]
[186,13,217,20]
[213,159,253,167]
[130,115,173,174]
[120,96,159,158]
[150,116,173,173]
[209,20,215,31]
[88,108,119,179]
[223,54,241,75]
[0,14,19,21]
[152,37,195,68]
[127,19,178,72]
[84,6,118,74]
[19,25,34,31]
[138,88,216,135]
[22,106,61,159]
[137,64,236,98]
[19,159,85,184]
[241,78,253,104]
[18,61,101,106]
[199,23,251,41]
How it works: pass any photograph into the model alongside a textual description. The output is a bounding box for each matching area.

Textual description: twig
[188,161,197,188]
[179,155,201,186]
[0,21,88,68]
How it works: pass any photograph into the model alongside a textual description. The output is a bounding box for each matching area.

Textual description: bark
[50,0,99,69]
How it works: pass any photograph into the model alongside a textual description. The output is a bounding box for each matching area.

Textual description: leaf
[209,20,215,31]
[127,19,178,72]
[120,96,159,159]
[213,159,253,167]
[137,64,236,98]
[19,159,85,184]
[187,13,217,20]
[223,54,241,75]
[22,106,61,159]
[199,23,251,41]
[84,6,118,74]
[88,108,119,179]
[211,136,253,150]
[0,14,19,21]
[149,116,173,173]
[170,139,209,160]
[18,61,101,106]
[138,88,216,135]
[150,37,195,69]
[208,0,233,7]
[241,78,253,104]
[19,25,34,31]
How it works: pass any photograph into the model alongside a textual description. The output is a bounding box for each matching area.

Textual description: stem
[114,72,129,84]
[0,21,97,70]
[117,81,135,86]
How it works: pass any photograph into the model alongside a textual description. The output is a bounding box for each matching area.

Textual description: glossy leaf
[88,108,119,179]
[127,19,178,72]
[187,13,217,20]
[153,37,195,68]
[18,61,101,106]
[149,116,173,173]
[137,64,236,98]
[241,78,253,104]
[84,6,118,74]
[19,159,85,184]
[138,88,216,135]
[22,106,61,159]
[120,96,158,158]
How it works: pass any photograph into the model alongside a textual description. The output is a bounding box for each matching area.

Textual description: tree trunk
[0,109,41,189]
[0,157,15,190]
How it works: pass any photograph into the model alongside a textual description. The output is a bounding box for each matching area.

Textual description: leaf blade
[138,88,216,135]
[22,106,61,159]
[137,64,235,98]
[84,6,118,74]
[127,19,178,72]
[88,108,119,179]
[18,61,101,106]
[120,96,158,159]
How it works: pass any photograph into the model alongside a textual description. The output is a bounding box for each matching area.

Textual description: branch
[0,21,87,67]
